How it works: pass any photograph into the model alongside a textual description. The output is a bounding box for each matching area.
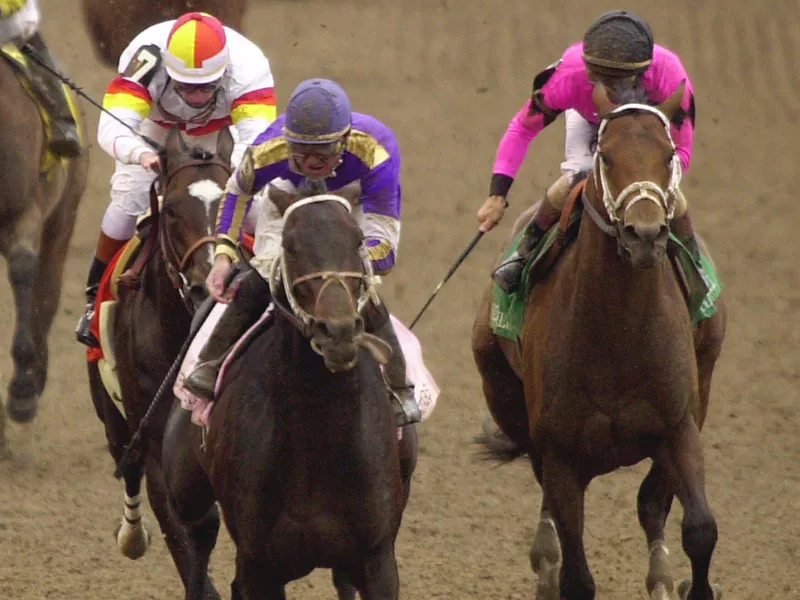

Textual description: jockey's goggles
[173,80,222,95]
[288,139,346,161]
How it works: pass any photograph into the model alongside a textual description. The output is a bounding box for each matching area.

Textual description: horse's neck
[271,315,376,425]
[144,256,190,343]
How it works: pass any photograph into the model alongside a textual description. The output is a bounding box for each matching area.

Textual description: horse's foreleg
[637,461,676,599]
[358,540,400,600]
[542,450,594,600]
[668,420,722,600]
[162,406,221,600]
[332,568,358,600]
[6,237,40,423]
[231,560,287,600]
[529,495,561,600]
[114,439,152,560]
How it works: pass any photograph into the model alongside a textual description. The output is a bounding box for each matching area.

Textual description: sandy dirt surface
[1,0,799,598]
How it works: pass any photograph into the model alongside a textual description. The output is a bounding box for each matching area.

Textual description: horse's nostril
[629,223,665,243]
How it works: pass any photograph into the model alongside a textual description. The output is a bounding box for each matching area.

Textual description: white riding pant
[100,120,258,239]
[0,0,40,44]
[560,109,598,178]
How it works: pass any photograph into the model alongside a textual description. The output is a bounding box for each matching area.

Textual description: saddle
[0,43,75,175]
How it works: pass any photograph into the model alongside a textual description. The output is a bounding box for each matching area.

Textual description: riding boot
[492,194,562,294]
[671,212,701,262]
[74,256,110,348]
[367,314,421,427]
[183,270,271,401]
[21,32,82,157]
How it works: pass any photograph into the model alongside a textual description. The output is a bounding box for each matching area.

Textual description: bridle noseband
[584,103,682,237]
[156,155,232,312]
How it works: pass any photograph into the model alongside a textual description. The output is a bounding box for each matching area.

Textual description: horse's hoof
[650,582,671,600]
[114,518,152,560]
[7,394,38,424]
[678,580,723,600]
[534,557,560,600]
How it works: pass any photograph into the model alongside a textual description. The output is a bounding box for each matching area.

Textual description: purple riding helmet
[283,78,353,145]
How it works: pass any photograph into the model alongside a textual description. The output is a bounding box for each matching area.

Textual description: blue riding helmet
[283,78,353,145]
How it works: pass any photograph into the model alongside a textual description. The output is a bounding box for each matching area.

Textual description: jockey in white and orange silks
[75,12,277,347]
[477,10,698,293]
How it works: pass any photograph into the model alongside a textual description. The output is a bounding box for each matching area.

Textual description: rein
[120,156,232,313]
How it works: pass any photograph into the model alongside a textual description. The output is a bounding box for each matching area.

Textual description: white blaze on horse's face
[188,179,224,266]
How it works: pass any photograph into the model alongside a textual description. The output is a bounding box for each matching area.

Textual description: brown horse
[162,192,418,600]
[87,126,232,599]
[81,0,248,69]
[472,83,727,600]
[0,55,88,458]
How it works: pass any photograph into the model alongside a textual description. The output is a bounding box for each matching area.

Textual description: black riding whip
[20,44,165,154]
[409,230,484,330]
[112,265,241,479]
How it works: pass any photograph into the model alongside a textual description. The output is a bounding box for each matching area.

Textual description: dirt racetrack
[1,0,799,598]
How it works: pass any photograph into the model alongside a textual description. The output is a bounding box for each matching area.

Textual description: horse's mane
[188,146,215,161]
[606,82,650,106]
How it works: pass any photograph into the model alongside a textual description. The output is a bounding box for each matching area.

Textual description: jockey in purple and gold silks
[182,78,421,427]
[215,111,402,277]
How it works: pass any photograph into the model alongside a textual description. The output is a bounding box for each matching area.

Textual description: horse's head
[268,191,388,372]
[589,82,686,268]
[158,125,234,310]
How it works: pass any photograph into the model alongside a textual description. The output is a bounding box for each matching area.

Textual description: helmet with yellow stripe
[163,12,229,84]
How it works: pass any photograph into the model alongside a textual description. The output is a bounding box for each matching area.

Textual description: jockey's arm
[214,145,279,260]
[359,161,402,276]
[97,76,153,164]
[228,58,277,167]
[670,86,695,174]
[490,63,567,200]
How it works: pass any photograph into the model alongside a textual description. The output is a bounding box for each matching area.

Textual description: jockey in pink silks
[478,10,698,293]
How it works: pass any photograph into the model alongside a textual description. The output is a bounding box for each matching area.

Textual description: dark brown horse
[472,84,727,600]
[81,0,248,69]
[0,54,88,458]
[162,192,418,600]
[87,125,232,599]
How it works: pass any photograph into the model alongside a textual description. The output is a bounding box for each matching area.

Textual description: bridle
[267,195,381,353]
[583,103,682,237]
[154,154,232,312]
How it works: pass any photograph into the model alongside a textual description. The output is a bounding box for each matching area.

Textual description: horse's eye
[666,153,676,167]
[599,153,612,168]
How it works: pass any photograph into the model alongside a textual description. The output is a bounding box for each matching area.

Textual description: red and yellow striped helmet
[163,12,229,84]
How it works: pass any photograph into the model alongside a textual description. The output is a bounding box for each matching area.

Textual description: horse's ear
[657,80,686,122]
[267,183,298,216]
[592,83,617,118]
[216,126,235,165]
[164,125,187,159]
